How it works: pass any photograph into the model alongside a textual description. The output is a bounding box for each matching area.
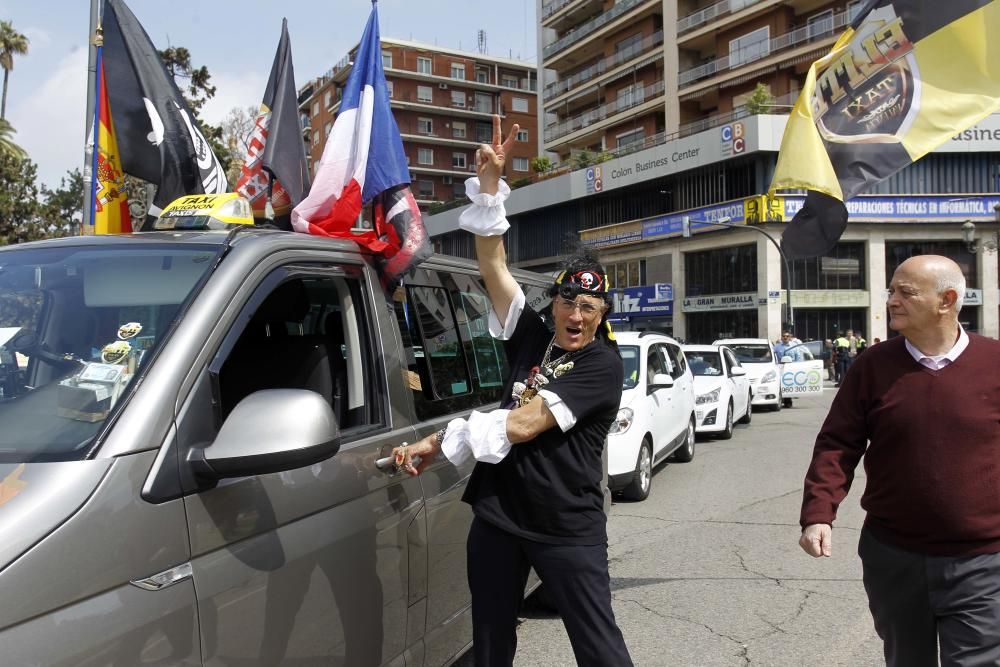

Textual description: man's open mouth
[566,326,582,336]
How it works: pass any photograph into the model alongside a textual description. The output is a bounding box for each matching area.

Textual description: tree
[0,118,26,161]
[0,21,28,121]
[0,153,43,245]
[221,105,259,185]
[530,156,552,174]
[744,83,775,115]
[40,168,84,237]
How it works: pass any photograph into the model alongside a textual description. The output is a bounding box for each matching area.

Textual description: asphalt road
[456,387,884,666]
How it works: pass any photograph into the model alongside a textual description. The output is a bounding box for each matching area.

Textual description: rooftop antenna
[477,29,487,54]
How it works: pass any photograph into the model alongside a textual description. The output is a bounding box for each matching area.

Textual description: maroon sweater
[801,333,1000,556]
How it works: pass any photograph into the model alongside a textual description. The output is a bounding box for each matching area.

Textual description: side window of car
[392,268,511,420]
[212,265,384,438]
[723,348,740,374]
[646,344,668,388]
[663,344,685,380]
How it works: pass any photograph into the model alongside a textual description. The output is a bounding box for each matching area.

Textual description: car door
[173,263,422,666]
[645,342,674,456]
[664,342,693,430]
[723,347,749,416]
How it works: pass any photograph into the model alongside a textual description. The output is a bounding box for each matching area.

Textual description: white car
[713,338,784,411]
[682,344,752,438]
[607,332,696,501]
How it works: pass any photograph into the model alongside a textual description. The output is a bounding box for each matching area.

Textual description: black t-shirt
[461,306,624,545]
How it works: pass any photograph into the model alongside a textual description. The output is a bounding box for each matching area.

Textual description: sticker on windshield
[117,322,143,340]
[101,340,132,365]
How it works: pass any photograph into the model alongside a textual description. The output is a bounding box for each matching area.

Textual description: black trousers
[859,527,1000,667]
[467,516,633,667]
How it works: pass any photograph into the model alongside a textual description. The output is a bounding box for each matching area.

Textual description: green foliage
[0,153,43,245]
[530,156,552,174]
[0,118,26,161]
[509,177,531,189]
[744,83,774,115]
[39,168,84,237]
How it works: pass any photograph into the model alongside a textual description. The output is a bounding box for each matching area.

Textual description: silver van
[0,229,553,665]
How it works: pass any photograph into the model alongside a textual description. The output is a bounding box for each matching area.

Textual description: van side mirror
[649,372,674,391]
[188,389,341,481]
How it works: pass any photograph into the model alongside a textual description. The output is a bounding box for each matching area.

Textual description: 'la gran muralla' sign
[681,293,757,312]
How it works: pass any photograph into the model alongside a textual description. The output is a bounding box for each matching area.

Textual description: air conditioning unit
[442,175,453,185]
[438,83,449,90]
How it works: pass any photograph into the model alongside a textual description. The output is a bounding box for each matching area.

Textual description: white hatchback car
[713,338,784,411]
[607,332,696,501]
[682,344,753,438]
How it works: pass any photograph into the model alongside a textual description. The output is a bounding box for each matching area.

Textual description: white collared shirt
[904,326,969,370]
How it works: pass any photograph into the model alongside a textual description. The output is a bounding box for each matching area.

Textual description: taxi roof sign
[151,193,255,231]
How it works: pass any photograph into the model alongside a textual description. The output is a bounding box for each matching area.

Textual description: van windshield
[0,244,220,462]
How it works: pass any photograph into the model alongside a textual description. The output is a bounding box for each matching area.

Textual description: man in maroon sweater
[799,255,1000,667]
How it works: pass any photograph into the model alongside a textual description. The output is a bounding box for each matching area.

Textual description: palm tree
[0,21,29,120]
[0,118,27,161]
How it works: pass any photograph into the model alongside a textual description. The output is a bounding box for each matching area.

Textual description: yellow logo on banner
[744,196,784,225]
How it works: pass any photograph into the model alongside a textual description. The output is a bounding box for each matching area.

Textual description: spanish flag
[90,39,132,235]
[770,0,1000,258]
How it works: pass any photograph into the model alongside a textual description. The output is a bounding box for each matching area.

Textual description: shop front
[681,293,758,343]
[608,284,674,334]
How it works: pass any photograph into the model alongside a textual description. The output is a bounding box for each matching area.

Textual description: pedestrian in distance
[799,254,1000,666]
[393,115,633,667]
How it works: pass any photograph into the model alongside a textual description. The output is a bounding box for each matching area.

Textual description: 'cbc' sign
[721,123,745,157]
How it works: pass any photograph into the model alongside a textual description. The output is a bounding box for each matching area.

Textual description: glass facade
[685,245,756,297]
[685,311,758,344]
[784,242,865,290]
[792,309,868,343]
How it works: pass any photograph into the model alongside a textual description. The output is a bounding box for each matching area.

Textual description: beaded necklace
[511,335,590,407]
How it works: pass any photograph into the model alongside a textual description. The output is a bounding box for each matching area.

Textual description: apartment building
[299,39,538,211]
[426,0,1000,343]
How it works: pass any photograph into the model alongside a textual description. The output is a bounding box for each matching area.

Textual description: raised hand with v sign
[477,114,520,196]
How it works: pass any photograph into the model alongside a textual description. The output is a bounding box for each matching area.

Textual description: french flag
[291,3,429,283]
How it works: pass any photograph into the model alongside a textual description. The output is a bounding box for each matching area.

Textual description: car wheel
[672,417,696,463]
[622,438,653,501]
[738,392,752,424]
[718,400,734,440]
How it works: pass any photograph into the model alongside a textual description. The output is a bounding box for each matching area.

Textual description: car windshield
[0,243,220,462]
[687,351,723,376]
[728,344,773,363]
[621,345,640,389]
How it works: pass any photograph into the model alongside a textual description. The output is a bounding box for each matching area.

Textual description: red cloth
[801,333,1000,556]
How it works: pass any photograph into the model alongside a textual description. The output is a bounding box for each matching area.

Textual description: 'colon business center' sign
[681,293,757,312]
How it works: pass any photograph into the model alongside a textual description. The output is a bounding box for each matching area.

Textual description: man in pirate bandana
[393,115,631,666]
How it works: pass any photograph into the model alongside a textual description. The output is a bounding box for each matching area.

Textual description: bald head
[896,255,966,312]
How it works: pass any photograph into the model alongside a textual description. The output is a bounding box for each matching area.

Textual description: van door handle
[375,452,422,474]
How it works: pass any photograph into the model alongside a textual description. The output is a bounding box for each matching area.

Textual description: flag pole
[82,0,100,235]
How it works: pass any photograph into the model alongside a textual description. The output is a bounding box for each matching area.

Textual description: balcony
[678,8,849,88]
[542,0,651,61]
[542,0,576,20]
[677,0,767,35]
[544,30,664,102]
[544,79,665,144]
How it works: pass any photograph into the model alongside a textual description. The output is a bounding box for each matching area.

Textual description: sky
[0,0,536,188]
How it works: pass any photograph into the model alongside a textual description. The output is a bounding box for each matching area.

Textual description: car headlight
[761,370,777,383]
[696,388,721,405]
[608,408,633,434]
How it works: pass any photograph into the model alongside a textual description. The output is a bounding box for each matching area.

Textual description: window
[786,242,865,291]
[607,260,644,289]
[513,157,529,172]
[516,129,529,142]
[382,51,392,69]
[386,81,393,98]
[392,269,510,419]
[324,91,333,109]
[729,27,770,67]
[451,63,466,80]
[416,180,434,197]
[511,97,529,113]
[475,122,492,143]
[647,345,669,387]
[474,92,493,113]
[451,90,466,108]
[685,245,757,296]
[847,0,864,21]
[417,85,433,103]
[324,122,332,137]
[453,181,466,198]
[418,117,433,135]
[617,84,644,109]
[417,56,432,74]
[215,270,382,433]
[452,152,467,169]
[807,10,834,40]
[311,101,319,117]
[452,121,467,138]
[418,148,433,165]
[476,69,490,83]
[312,131,320,146]
[501,75,519,89]
[617,128,645,149]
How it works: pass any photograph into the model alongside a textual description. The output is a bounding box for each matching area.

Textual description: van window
[0,244,220,462]
[663,344,686,380]
[393,269,510,420]
[215,268,383,436]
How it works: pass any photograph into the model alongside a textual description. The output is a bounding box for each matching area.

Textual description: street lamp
[961,203,1000,253]
[685,215,795,333]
